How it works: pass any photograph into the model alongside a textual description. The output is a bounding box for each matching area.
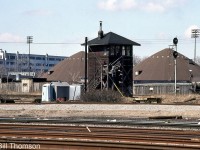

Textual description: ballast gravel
[0,104,200,118]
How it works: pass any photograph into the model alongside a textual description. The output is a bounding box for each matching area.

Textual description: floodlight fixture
[191,29,200,63]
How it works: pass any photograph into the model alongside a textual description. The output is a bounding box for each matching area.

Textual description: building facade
[0,49,67,77]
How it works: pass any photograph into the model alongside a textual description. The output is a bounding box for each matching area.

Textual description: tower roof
[86,32,141,46]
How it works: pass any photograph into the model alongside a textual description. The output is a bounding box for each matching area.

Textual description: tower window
[122,46,125,56]
[126,46,131,56]
[116,46,121,56]
[110,46,115,56]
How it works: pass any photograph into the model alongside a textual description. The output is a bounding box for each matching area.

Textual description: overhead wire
[135,38,195,45]
[0,42,82,44]
[0,37,196,45]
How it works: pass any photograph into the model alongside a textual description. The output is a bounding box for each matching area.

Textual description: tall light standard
[27,36,33,76]
[173,37,178,95]
[191,29,200,63]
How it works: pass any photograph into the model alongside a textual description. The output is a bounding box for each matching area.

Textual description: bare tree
[69,71,81,84]
[0,65,7,77]
[196,56,200,66]
[133,55,147,66]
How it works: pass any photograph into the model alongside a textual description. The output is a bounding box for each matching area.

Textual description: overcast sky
[0,0,199,59]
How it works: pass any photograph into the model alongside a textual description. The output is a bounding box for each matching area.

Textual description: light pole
[173,37,178,95]
[191,29,200,63]
[27,36,33,76]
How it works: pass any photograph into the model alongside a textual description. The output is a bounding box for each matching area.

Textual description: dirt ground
[123,94,200,104]
[1,93,200,119]
[159,94,200,104]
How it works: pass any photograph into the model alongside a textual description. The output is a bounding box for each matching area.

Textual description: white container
[42,83,54,102]
[42,82,82,102]
[69,85,82,100]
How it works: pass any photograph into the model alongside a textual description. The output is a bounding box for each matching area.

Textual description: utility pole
[191,29,200,63]
[27,36,33,76]
[84,37,88,93]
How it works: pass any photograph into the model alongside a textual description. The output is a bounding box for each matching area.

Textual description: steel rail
[0,123,200,136]
[0,118,200,129]
[0,123,200,149]
[1,136,200,150]
[0,127,200,140]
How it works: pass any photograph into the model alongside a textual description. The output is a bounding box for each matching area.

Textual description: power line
[135,38,194,44]
[0,38,197,45]
[0,42,82,44]
[33,42,81,45]
[0,42,25,44]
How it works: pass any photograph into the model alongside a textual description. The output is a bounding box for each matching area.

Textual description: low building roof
[134,48,200,83]
[42,51,85,83]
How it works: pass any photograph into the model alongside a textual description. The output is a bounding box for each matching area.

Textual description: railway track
[0,100,200,105]
[0,123,200,149]
[0,117,200,129]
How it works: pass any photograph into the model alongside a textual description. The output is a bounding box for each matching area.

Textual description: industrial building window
[36,63,41,66]
[36,57,42,60]
[10,62,15,65]
[18,56,21,59]
[49,58,55,61]
[30,57,35,59]
[49,64,54,67]
[10,56,15,59]
[56,58,61,61]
